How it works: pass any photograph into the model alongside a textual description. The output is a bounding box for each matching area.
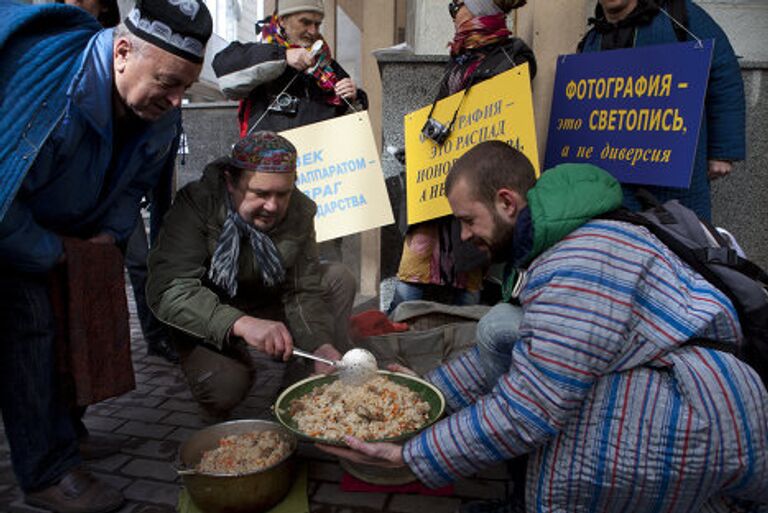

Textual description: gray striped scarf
[208,195,285,297]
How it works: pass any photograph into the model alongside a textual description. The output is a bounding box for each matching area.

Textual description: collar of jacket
[590,0,660,33]
[515,163,624,267]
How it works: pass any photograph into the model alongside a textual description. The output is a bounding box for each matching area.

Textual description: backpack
[602,193,768,388]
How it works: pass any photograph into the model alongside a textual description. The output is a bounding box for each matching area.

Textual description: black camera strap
[248,71,361,136]
[425,85,471,137]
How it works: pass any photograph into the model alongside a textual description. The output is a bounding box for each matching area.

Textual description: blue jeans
[0,273,81,491]
[476,303,523,386]
[389,280,481,314]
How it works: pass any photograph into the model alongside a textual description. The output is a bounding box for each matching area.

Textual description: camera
[421,117,451,146]
[268,93,299,116]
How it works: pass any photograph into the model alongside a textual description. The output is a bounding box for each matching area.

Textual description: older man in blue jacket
[0,0,211,511]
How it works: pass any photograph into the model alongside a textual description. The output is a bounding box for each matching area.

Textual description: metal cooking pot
[178,419,297,513]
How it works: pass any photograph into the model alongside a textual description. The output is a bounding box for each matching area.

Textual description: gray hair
[113,23,148,55]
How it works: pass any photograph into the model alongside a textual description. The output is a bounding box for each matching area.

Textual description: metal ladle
[292,348,378,385]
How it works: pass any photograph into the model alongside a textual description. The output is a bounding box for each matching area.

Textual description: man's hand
[312,343,342,374]
[232,316,293,360]
[708,159,733,180]
[286,48,314,71]
[317,435,406,468]
[88,233,116,245]
[334,78,357,101]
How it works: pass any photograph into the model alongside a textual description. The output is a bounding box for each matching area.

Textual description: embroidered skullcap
[464,0,527,16]
[228,132,297,173]
[277,0,324,17]
[124,0,213,63]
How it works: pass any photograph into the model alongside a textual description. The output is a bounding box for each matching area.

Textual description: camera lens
[276,94,290,108]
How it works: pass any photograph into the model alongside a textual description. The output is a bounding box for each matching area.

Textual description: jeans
[0,273,81,491]
[125,218,167,346]
[475,303,523,386]
[389,280,481,314]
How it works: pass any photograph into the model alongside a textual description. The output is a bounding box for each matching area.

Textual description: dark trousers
[0,273,81,491]
[175,261,356,419]
[125,218,166,346]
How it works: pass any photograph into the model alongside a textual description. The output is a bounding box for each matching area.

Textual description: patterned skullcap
[125,0,213,63]
[228,131,297,173]
[464,0,527,16]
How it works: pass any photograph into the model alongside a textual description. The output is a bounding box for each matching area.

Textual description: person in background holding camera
[390,0,535,312]
[211,0,367,136]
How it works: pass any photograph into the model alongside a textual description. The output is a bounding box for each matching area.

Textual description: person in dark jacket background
[391,0,535,313]
[579,0,746,221]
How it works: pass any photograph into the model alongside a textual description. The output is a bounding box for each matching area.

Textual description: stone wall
[178,102,240,188]
[711,62,768,269]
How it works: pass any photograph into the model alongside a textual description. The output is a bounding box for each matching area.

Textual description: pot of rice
[178,419,296,513]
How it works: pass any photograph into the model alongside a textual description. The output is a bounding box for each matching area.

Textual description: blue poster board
[544,40,713,188]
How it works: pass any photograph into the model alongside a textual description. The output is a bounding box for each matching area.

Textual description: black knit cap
[124,0,213,64]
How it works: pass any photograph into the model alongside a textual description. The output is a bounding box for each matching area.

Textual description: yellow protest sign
[403,64,539,225]
[281,111,394,242]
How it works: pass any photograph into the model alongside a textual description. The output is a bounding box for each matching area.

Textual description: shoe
[78,434,122,460]
[146,338,179,364]
[26,468,124,513]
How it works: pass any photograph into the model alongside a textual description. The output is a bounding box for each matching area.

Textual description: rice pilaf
[289,375,431,441]
[197,430,291,474]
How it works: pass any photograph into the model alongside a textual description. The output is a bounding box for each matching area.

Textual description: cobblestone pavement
[0,289,512,513]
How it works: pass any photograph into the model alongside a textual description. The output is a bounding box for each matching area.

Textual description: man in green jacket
[147,131,355,419]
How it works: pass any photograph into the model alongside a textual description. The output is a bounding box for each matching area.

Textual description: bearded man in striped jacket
[322,141,768,513]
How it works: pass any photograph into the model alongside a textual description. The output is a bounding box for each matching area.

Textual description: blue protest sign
[544,40,713,188]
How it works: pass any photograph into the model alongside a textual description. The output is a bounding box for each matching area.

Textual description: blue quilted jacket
[0,1,181,272]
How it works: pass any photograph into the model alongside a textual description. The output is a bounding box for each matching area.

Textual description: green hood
[525,163,623,263]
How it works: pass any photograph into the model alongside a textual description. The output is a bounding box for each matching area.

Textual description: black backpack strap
[600,208,744,314]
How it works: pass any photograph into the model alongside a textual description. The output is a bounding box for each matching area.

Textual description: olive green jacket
[147,160,333,352]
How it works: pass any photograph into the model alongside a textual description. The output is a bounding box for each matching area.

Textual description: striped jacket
[403,220,768,512]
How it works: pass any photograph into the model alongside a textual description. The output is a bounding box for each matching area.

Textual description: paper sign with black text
[403,64,539,225]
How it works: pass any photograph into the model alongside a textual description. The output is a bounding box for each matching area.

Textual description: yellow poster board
[281,111,394,242]
[403,64,539,225]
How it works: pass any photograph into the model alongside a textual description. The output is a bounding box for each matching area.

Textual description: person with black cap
[58,0,179,368]
[390,0,535,313]
[146,131,356,421]
[0,0,212,511]
[211,0,368,136]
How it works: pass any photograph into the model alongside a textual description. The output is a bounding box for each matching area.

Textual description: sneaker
[146,338,180,364]
[25,468,124,513]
